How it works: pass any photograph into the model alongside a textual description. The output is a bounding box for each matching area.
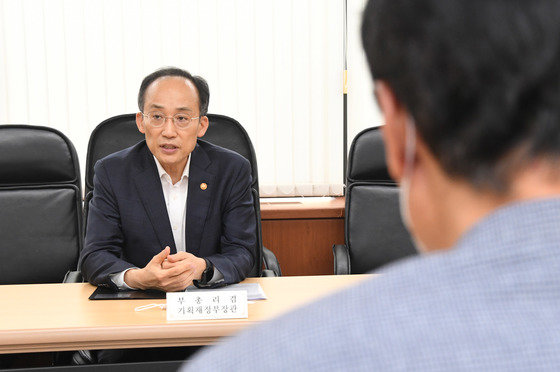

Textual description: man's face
[136,76,208,173]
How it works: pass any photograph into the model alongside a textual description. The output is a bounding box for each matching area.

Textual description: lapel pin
[200,183,208,190]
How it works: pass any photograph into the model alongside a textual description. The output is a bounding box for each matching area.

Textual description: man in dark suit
[79,67,256,293]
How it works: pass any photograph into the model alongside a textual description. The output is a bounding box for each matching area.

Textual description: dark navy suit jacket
[79,140,256,290]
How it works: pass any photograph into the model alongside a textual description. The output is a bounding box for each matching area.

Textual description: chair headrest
[85,114,145,192]
[347,126,394,183]
[0,125,80,186]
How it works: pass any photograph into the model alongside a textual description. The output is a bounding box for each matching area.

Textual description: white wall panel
[0,1,7,122]
[139,0,163,73]
[291,0,312,188]
[3,0,28,123]
[178,1,201,77]
[82,0,107,131]
[234,0,257,142]
[23,1,49,126]
[103,0,127,117]
[272,0,293,195]
[122,1,144,111]
[326,0,344,195]
[0,0,345,196]
[63,0,88,155]
[197,0,219,113]
[253,0,276,194]
[347,0,383,144]
[159,0,183,67]
[308,0,329,193]
[43,0,69,133]
[216,0,239,119]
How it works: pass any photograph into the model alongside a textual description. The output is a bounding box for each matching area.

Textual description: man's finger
[151,246,170,265]
[165,262,194,278]
[170,273,195,292]
[161,260,175,270]
[163,273,193,292]
[167,252,190,263]
[161,260,191,271]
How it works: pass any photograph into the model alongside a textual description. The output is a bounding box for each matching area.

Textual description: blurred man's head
[362,0,560,250]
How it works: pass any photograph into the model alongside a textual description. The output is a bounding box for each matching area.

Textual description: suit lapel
[133,145,177,254]
[186,143,215,256]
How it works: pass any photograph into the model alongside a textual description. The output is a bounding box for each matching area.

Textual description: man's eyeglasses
[141,112,200,129]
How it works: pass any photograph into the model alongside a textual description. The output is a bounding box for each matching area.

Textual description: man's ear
[197,116,209,138]
[375,81,408,183]
[136,112,146,134]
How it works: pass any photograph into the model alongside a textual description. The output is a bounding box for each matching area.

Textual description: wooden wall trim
[262,218,344,276]
[260,197,345,220]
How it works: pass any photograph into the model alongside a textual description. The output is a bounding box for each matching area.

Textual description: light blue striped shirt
[183,198,560,371]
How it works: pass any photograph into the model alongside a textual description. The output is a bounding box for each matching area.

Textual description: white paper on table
[185,283,267,301]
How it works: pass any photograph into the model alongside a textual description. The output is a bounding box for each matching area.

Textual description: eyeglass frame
[140,111,201,129]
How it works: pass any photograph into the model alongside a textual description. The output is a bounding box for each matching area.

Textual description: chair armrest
[63,270,83,283]
[261,269,276,277]
[333,244,350,275]
[262,246,282,277]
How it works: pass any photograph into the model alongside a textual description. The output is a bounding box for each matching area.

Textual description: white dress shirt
[154,155,190,253]
[110,155,222,290]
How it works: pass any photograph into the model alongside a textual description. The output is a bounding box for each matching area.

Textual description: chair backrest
[85,114,259,195]
[84,114,262,277]
[345,126,416,274]
[0,125,82,284]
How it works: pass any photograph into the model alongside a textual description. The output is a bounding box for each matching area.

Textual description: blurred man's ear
[136,112,146,134]
[196,116,209,138]
[375,81,408,183]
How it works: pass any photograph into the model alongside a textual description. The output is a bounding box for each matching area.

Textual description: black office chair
[333,126,417,274]
[0,125,83,284]
[82,113,280,277]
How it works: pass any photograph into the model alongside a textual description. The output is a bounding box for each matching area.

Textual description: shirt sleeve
[209,267,224,283]
[109,268,138,290]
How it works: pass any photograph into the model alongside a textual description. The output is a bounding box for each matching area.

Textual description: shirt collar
[153,155,191,183]
[453,197,560,262]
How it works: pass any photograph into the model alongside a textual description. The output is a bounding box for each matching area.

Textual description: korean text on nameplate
[166,291,248,321]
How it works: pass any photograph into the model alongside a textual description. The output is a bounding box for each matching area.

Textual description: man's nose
[161,117,177,136]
